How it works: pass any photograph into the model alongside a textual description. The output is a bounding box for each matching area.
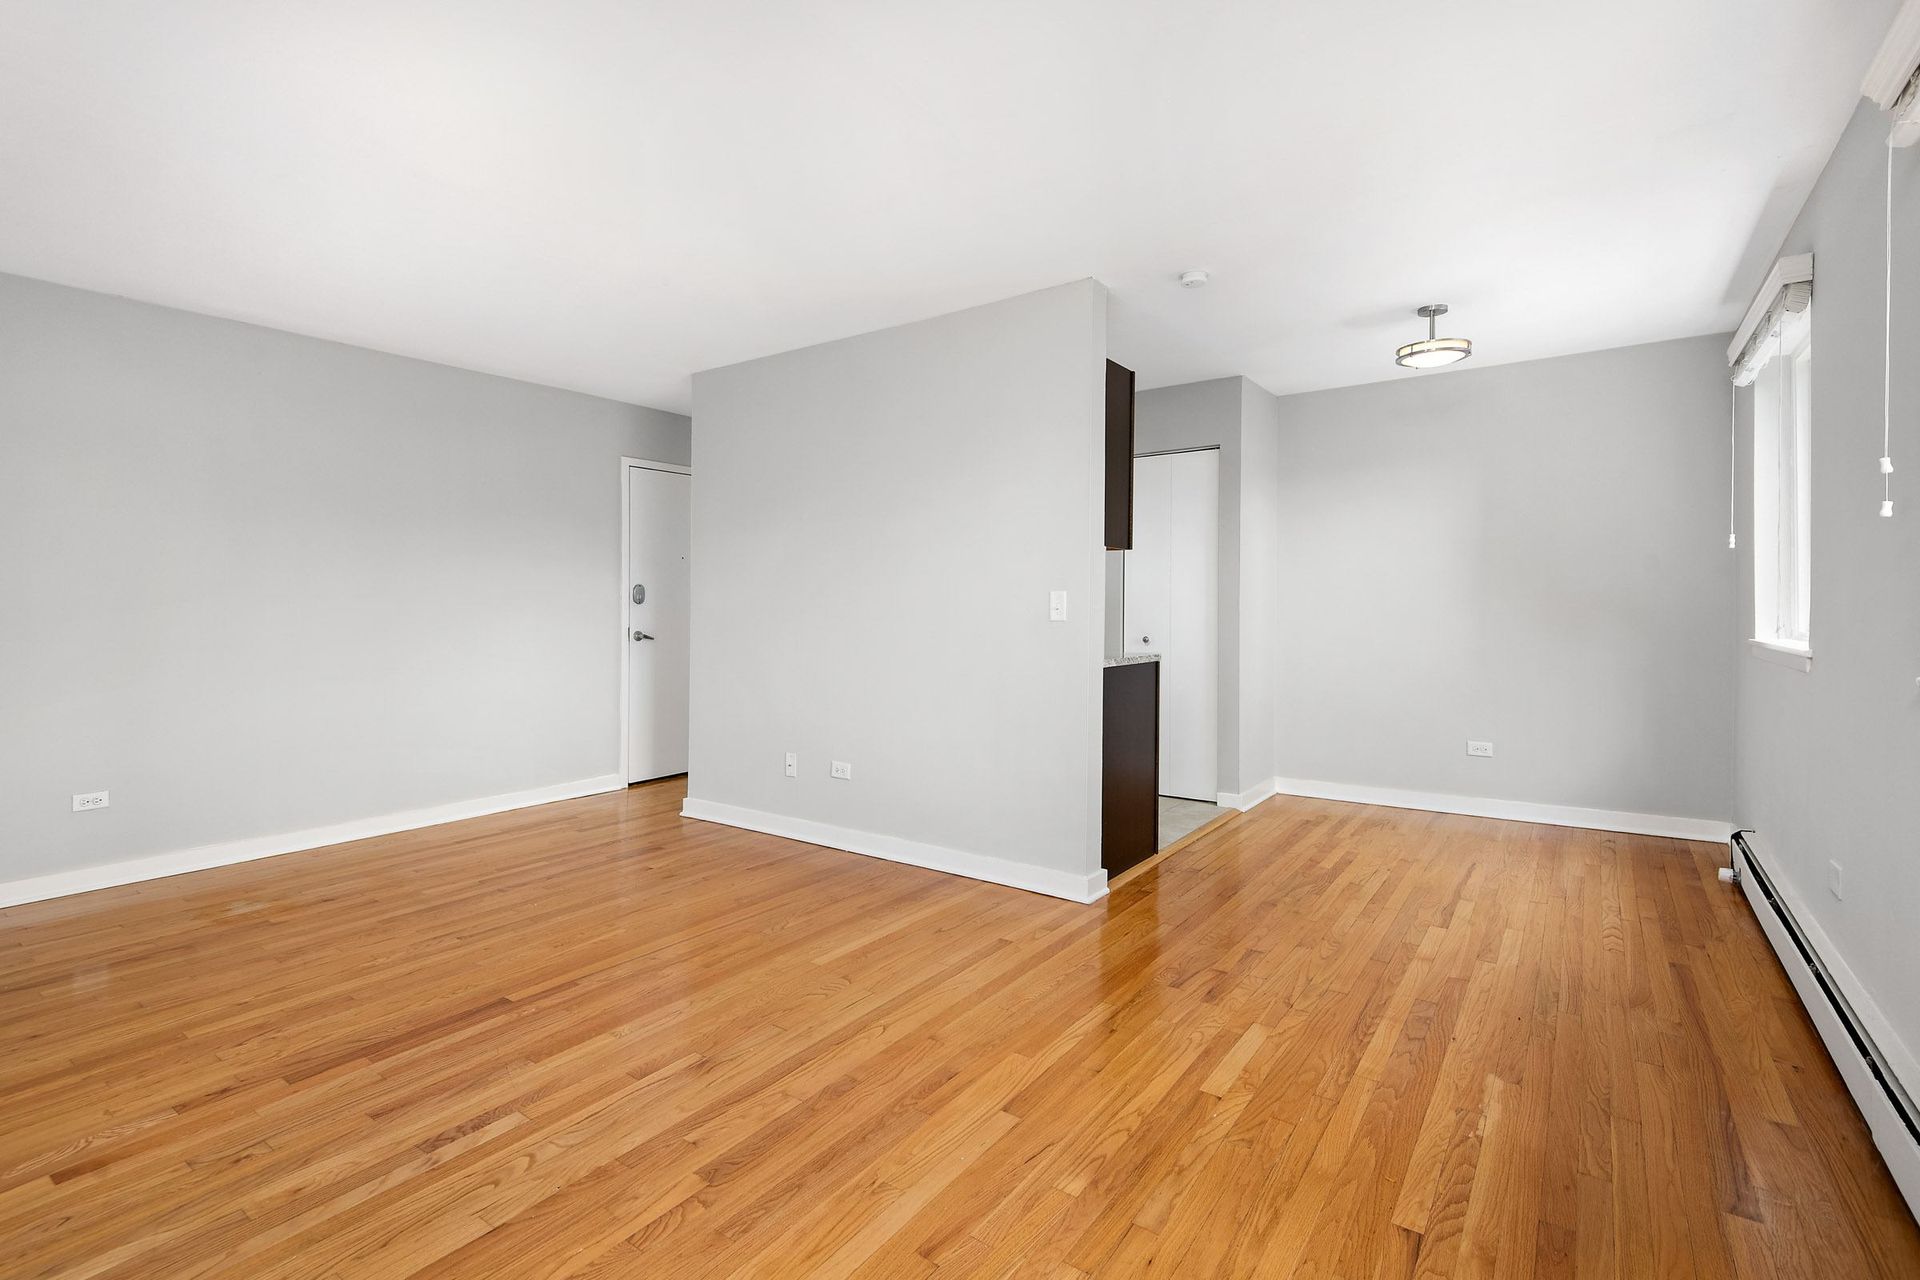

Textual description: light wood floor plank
[1,779,1916,1277]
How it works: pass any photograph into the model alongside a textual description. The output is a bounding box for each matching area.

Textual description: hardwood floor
[2,780,1915,1278]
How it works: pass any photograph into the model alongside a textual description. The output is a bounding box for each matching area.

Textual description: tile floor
[1156,794,1221,849]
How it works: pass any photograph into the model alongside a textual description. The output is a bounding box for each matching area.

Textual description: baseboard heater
[1730,833,1920,1195]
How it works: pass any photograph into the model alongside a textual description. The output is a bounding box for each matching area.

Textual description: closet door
[1122,457,1170,658]
[1124,451,1218,802]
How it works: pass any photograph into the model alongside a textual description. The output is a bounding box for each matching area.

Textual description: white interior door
[626,463,691,782]
[1124,450,1218,802]
[1122,460,1170,658]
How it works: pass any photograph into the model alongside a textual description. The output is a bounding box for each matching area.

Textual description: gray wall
[0,272,690,886]
[1125,376,1281,797]
[1733,101,1920,1059]
[686,281,1108,891]
[1270,335,1736,821]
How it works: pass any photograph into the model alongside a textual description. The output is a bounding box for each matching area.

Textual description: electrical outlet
[1828,860,1843,899]
[72,791,109,812]
[831,760,852,780]
[1466,740,1494,758]
[785,752,797,778]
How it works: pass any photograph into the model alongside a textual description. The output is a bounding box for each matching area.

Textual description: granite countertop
[1101,653,1161,667]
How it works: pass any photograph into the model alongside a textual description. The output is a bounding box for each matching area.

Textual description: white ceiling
[0,1,1895,414]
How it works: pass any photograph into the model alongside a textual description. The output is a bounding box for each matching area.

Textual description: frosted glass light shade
[1394,336,1473,368]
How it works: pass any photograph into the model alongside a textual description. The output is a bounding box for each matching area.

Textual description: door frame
[619,456,693,786]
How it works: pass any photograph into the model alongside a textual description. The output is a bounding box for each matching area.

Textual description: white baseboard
[680,797,1107,904]
[1217,778,1278,812]
[1268,776,1733,842]
[0,774,626,910]
[1734,835,1920,1216]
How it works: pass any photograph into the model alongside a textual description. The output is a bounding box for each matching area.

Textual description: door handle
[633,630,654,641]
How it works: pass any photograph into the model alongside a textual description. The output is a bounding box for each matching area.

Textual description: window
[1751,305,1812,658]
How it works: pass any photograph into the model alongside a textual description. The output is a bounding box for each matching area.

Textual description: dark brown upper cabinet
[1105,359,1135,549]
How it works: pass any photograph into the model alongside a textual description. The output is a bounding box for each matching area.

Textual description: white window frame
[1750,305,1812,668]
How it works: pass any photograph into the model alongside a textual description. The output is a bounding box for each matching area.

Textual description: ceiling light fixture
[1394,303,1473,369]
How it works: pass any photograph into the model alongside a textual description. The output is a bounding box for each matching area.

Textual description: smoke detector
[1178,269,1210,289]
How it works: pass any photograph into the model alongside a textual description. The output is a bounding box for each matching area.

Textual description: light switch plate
[1049,590,1068,621]
[784,752,797,778]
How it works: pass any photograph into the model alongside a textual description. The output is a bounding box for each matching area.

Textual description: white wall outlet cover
[1049,589,1068,621]
[831,760,852,780]
[1466,741,1494,758]
[784,752,797,778]
[72,791,109,811]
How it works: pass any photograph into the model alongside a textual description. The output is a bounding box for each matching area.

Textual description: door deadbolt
[631,584,646,605]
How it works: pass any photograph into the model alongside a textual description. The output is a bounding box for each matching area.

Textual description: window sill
[1749,639,1812,672]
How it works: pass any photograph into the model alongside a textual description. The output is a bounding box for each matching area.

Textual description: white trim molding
[681,797,1107,904]
[1749,638,1814,671]
[1728,253,1814,367]
[1269,777,1733,843]
[1864,0,1920,108]
[0,775,625,910]
[1733,833,1920,1214]
[1216,778,1278,812]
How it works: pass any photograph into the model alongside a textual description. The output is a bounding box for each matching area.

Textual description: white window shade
[1892,69,1920,147]
[1730,274,1813,386]
[1863,0,1920,111]
[1752,305,1813,648]
[1728,253,1812,385]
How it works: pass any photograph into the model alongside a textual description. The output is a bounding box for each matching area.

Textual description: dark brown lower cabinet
[1101,660,1159,878]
